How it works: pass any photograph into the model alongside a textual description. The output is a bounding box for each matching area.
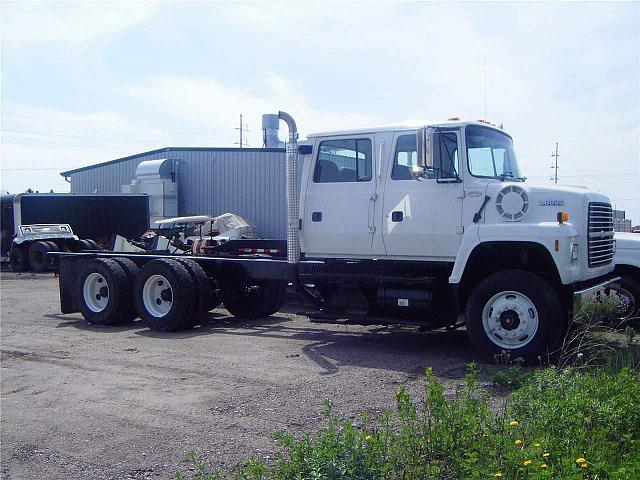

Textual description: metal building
[60,146,288,238]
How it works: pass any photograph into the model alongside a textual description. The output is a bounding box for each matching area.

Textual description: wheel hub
[143,274,174,318]
[498,309,520,330]
[83,272,109,313]
[482,291,539,349]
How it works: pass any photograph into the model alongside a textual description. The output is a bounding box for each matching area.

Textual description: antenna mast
[235,114,249,149]
[550,142,559,184]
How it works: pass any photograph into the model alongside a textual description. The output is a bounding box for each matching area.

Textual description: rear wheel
[74,239,93,251]
[28,241,52,272]
[9,245,29,272]
[466,270,563,364]
[44,241,60,268]
[175,258,210,325]
[85,239,100,250]
[77,258,136,325]
[112,257,141,320]
[134,259,195,332]
[223,280,287,319]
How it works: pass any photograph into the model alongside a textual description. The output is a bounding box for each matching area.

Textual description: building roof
[59,146,285,177]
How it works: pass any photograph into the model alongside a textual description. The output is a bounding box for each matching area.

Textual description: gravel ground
[1,271,488,479]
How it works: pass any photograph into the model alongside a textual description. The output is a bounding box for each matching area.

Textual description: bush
[175,365,640,480]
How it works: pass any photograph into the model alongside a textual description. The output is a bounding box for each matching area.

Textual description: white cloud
[1,1,155,54]
[126,73,381,146]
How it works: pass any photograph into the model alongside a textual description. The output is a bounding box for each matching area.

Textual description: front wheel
[465,270,564,364]
[617,275,640,328]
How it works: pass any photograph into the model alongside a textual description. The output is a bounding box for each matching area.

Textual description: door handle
[312,212,322,222]
[391,211,403,222]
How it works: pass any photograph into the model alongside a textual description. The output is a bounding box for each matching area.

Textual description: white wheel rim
[143,274,173,317]
[83,273,109,313]
[482,291,539,349]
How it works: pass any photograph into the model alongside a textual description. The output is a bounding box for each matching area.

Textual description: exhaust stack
[262,114,283,148]
[278,111,300,264]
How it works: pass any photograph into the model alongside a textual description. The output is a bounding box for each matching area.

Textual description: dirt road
[1,272,480,479]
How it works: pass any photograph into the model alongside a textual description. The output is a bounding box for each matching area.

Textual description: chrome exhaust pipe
[278,111,300,264]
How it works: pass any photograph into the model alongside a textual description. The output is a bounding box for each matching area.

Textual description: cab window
[314,139,372,183]
[392,135,418,180]
[433,132,459,179]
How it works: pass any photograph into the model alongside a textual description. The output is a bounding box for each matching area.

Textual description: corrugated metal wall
[68,148,289,239]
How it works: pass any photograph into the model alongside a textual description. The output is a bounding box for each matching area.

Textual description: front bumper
[573,276,621,314]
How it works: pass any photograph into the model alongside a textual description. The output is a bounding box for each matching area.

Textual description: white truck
[613,232,640,323]
[54,112,620,363]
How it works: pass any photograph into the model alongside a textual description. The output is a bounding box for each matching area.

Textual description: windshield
[465,125,523,180]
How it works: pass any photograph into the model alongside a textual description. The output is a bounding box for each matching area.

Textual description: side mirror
[416,126,435,170]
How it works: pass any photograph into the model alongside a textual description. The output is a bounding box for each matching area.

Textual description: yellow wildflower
[524,459,533,466]
[534,443,541,448]
[515,439,523,445]
[581,463,588,469]
[509,420,519,427]
[494,473,503,478]
[541,464,548,469]
[364,435,372,441]
[543,452,550,458]
[576,457,587,465]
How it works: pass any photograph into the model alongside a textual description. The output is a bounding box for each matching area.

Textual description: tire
[175,258,210,326]
[134,259,196,332]
[618,275,640,328]
[465,270,564,364]
[28,241,52,272]
[44,241,60,252]
[223,280,287,319]
[85,239,100,250]
[112,258,141,321]
[44,241,60,268]
[76,258,136,325]
[261,282,287,316]
[75,239,93,251]
[9,245,29,272]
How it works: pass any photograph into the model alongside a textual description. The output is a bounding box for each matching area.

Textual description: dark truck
[1,193,149,272]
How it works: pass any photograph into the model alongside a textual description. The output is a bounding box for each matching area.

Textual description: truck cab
[297,120,617,360]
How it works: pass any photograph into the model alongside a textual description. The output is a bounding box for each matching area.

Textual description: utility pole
[550,141,559,184]
[235,114,249,149]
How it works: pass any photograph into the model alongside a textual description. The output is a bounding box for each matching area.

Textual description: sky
[1,1,639,222]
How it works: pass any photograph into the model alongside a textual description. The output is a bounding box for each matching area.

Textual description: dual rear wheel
[76,257,287,330]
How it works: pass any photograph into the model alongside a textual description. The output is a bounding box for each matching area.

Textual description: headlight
[571,243,579,262]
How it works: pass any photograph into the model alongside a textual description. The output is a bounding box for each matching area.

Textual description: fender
[450,222,581,285]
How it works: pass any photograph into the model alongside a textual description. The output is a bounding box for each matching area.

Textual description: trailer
[53,112,621,363]
[2,193,149,272]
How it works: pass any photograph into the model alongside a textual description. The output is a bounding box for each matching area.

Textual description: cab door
[301,135,377,258]
[380,129,464,260]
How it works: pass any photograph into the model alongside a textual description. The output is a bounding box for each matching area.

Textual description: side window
[314,139,372,183]
[392,135,417,180]
[433,132,459,179]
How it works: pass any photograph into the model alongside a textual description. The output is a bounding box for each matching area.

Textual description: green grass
[174,305,640,480]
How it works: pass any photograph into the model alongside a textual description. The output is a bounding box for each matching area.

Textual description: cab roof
[307,120,507,138]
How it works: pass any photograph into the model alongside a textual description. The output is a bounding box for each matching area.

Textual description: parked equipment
[2,193,149,271]
[53,112,621,363]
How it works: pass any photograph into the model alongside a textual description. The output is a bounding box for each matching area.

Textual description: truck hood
[614,232,640,268]
[483,182,610,225]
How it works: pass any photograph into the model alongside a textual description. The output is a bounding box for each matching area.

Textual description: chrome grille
[588,202,614,267]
